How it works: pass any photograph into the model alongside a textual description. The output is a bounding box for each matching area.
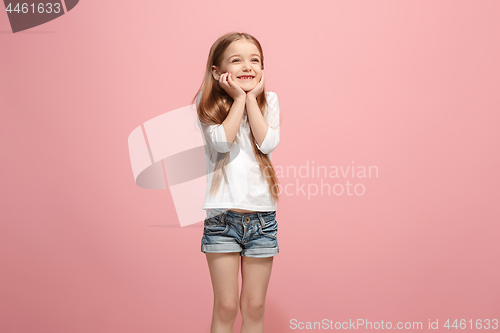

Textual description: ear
[212,65,221,81]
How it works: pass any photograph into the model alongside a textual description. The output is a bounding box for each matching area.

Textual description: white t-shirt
[196,91,280,214]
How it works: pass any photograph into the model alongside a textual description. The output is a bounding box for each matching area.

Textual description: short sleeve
[255,91,280,154]
[199,121,231,153]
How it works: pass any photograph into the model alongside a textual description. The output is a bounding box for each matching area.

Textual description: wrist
[245,95,257,103]
[234,95,246,103]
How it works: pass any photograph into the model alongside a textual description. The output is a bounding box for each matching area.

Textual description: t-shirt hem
[203,203,277,211]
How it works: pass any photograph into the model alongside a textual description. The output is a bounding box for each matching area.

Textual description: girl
[192,32,282,333]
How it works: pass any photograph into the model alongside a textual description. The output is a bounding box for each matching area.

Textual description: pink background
[1,0,499,332]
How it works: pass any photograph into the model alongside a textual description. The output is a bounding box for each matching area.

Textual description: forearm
[246,96,268,147]
[222,97,246,144]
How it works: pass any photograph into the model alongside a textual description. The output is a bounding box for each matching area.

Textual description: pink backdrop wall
[1,0,499,332]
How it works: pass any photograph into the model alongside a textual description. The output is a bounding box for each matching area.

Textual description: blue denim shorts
[201,210,279,258]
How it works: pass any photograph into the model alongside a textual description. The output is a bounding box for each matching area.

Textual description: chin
[241,85,257,92]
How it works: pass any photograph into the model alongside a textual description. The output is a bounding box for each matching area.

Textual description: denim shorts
[201,210,279,258]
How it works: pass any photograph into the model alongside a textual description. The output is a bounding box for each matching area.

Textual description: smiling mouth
[238,76,254,80]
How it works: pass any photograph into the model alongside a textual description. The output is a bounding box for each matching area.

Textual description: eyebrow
[228,54,261,59]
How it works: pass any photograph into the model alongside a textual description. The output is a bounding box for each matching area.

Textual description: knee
[214,297,239,321]
[240,297,265,319]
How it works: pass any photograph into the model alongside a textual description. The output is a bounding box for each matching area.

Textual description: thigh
[206,252,240,302]
[240,256,274,302]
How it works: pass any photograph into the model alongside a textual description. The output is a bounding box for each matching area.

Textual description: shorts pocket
[259,218,278,238]
[203,216,229,235]
[262,211,276,223]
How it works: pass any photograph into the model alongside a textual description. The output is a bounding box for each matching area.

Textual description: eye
[231,58,260,63]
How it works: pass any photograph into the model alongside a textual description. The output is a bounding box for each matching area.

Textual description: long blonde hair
[192,32,280,204]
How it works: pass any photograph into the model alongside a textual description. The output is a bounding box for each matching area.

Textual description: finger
[257,74,263,85]
[228,73,236,85]
[225,73,232,88]
[220,73,228,87]
[224,74,233,90]
[228,73,238,89]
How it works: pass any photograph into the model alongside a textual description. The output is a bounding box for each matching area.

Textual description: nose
[242,60,252,70]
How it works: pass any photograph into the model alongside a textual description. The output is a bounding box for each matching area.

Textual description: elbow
[206,124,231,153]
[259,147,274,155]
[210,141,231,153]
[256,136,279,155]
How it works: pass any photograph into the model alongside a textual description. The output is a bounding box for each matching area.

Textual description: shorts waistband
[222,210,276,226]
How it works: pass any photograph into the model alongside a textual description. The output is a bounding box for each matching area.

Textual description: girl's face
[213,39,263,92]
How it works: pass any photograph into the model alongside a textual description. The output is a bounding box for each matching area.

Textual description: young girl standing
[193,32,281,333]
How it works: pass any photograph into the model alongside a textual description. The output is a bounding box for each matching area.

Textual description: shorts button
[245,217,250,223]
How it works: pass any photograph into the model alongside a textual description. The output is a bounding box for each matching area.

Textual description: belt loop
[257,212,265,227]
[222,210,228,223]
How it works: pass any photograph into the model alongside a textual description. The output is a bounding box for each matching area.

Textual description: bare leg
[206,252,240,333]
[240,256,274,333]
